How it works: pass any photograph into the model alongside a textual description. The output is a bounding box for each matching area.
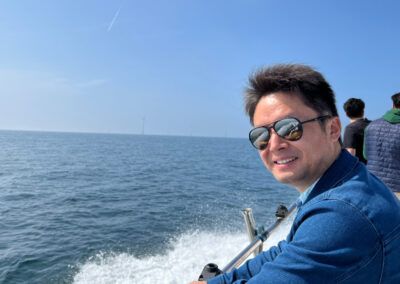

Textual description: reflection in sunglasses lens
[249,115,329,150]
[250,118,303,149]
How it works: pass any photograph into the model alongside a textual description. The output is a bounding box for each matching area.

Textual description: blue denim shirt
[298,179,318,206]
[208,150,400,283]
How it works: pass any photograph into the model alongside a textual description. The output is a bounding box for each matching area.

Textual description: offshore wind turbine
[141,117,145,135]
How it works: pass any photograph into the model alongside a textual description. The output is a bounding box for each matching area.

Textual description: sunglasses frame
[249,115,331,150]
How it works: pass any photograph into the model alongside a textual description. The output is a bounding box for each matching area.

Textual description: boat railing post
[241,208,263,256]
[221,202,297,273]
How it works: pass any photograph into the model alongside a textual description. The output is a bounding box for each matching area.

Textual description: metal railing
[198,202,298,281]
[221,202,297,273]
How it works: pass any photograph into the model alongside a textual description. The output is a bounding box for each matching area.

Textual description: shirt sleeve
[363,127,368,160]
[343,125,356,148]
[207,241,284,284]
[207,200,380,284]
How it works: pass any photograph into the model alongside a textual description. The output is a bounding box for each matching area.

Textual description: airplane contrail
[107,6,121,32]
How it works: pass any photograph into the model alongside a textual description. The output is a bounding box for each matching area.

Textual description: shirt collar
[298,179,319,205]
[306,150,359,203]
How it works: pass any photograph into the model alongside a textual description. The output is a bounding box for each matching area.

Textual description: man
[342,98,370,163]
[191,64,400,283]
[364,92,400,197]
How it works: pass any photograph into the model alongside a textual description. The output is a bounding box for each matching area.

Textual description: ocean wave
[73,219,293,284]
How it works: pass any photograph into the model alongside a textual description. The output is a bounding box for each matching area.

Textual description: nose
[267,130,288,152]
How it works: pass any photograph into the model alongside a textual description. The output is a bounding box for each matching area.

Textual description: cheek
[259,151,271,167]
[301,138,326,162]
[258,151,265,162]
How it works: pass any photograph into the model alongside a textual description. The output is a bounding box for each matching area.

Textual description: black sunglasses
[249,115,331,150]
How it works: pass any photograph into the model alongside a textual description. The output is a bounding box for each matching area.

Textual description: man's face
[252,92,341,192]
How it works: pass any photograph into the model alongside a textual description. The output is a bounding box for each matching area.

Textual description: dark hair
[343,98,365,118]
[392,92,400,108]
[244,64,338,125]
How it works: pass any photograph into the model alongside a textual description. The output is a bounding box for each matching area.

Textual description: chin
[275,170,305,185]
[273,174,295,185]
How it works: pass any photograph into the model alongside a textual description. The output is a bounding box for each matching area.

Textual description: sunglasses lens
[249,118,304,150]
[275,118,303,141]
[250,127,270,150]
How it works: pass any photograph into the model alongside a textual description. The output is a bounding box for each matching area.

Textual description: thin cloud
[76,79,108,88]
[0,69,108,98]
[107,6,121,32]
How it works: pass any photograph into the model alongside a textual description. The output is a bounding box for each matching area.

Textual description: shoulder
[296,166,399,243]
[297,166,378,234]
[366,118,385,129]
[283,198,385,283]
[295,198,379,243]
[355,119,371,129]
[287,197,381,273]
[365,120,379,136]
[344,122,357,131]
[343,124,356,139]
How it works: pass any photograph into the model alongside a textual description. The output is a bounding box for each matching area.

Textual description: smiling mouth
[274,157,298,165]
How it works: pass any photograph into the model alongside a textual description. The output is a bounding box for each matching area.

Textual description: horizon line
[0,128,245,139]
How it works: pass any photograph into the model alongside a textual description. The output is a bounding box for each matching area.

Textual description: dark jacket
[208,150,400,283]
[364,109,400,192]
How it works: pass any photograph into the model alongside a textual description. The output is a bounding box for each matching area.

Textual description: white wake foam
[263,208,296,250]
[73,218,294,284]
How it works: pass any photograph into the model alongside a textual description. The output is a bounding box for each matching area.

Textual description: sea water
[0,131,297,283]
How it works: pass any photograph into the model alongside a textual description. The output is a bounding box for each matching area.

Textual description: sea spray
[73,230,247,284]
[73,218,294,284]
[263,207,296,250]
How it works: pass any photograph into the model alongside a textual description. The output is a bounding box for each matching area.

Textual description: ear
[328,116,341,142]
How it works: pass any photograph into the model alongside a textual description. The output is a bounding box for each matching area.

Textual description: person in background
[364,92,400,198]
[191,64,400,284]
[342,98,370,163]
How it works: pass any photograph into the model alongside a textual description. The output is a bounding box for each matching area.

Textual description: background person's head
[392,92,400,109]
[244,64,339,125]
[343,98,365,119]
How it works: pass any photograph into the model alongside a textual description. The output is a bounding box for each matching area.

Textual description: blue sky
[0,0,399,137]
